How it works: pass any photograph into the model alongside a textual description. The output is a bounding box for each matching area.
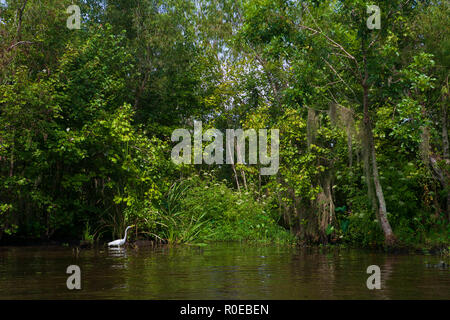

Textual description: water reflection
[107,247,128,258]
[0,244,448,299]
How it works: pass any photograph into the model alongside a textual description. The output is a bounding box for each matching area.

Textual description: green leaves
[0,0,448,247]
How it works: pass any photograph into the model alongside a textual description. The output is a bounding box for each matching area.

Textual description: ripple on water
[0,244,448,299]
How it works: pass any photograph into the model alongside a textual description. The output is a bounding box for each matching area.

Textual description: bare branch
[15,0,28,42]
[7,40,34,51]
[321,57,357,98]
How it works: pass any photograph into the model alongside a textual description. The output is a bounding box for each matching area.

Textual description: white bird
[108,225,134,247]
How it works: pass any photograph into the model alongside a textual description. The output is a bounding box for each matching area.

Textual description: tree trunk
[362,126,378,215]
[362,68,395,245]
[258,170,262,200]
[348,132,353,167]
[442,85,449,160]
[430,156,450,222]
[441,92,449,221]
[240,170,248,190]
[227,139,240,192]
[235,142,248,190]
[370,139,395,245]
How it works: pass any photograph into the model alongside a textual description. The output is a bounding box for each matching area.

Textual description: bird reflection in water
[108,246,128,258]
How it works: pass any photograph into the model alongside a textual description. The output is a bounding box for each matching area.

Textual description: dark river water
[0,243,448,299]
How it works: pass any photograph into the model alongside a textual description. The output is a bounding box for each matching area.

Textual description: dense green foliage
[0,0,448,248]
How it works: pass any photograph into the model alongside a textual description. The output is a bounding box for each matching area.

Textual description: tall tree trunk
[442,80,449,160]
[362,126,378,215]
[430,156,450,222]
[441,90,450,221]
[370,138,395,244]
[442,106,449,160]
[235,141,248,190]
[348,132,353,167]
[362,70,395,245]
[227,138,240,192]
[241,170,248,190]
[258,170,262,200]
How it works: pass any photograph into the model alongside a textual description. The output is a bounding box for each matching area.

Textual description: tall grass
[155,181,209,244]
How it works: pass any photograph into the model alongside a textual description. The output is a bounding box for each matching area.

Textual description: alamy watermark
[367,5,381,30]
[66,4,81,30]
[366,265,381,289]
[66,265,81,290]
[171,121,279,175]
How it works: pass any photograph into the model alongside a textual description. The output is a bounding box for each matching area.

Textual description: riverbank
[1,236,449,257]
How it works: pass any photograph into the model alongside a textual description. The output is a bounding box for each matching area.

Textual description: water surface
[0,243,448,299]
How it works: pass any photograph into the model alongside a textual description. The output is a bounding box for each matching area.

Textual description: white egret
[108,225,134,247]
